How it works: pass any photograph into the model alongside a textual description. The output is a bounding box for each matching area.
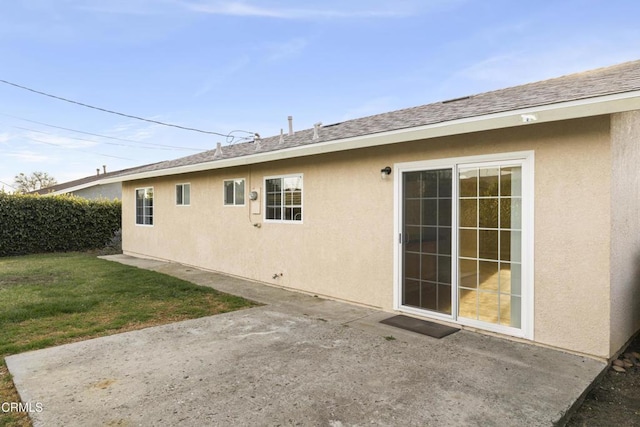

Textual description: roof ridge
[298,59,640,134]
[106,59,640,179]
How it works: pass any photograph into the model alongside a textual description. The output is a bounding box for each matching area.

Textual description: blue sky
[0,0,638,191]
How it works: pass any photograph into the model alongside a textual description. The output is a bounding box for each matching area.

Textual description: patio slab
[6,255,605,426]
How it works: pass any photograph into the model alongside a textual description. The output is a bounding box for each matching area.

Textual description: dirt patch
[567,333,640,426]
[90,379,117,390]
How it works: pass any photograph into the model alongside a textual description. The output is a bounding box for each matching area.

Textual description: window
[223,179,245,205]
[135,187,153,225]
[176,183,190,206]
[265,175,303,222]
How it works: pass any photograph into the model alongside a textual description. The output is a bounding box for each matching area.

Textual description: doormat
[380,315,459,339]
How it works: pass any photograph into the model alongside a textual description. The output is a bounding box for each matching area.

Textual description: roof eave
[102,91,640,184]
[43,181,119,196]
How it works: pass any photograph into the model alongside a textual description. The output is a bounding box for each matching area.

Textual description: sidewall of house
[122,116,612,357]
[73,183,122,200]
[610,111,640,355]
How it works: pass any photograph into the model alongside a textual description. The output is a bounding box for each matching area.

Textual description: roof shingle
[116,59,640,177]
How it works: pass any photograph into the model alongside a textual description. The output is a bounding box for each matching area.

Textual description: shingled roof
[109,59,640,181]
[32,164,159,195]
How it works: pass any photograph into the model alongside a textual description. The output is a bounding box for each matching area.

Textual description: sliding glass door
[457,166,522,328]
[401,169,453,315]
[398,155,529,336]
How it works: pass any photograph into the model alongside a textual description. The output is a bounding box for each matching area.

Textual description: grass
[0,252,257,426]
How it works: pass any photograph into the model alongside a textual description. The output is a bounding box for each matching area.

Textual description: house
[103,60,640,360]
[32,165,151,200]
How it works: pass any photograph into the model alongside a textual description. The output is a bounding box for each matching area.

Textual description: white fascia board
[43,181,118,196]
[103,91,640,184]
[44,183,97,196]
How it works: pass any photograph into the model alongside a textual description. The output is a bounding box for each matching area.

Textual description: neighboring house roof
[31,165,157,196]
[102,59,640,183]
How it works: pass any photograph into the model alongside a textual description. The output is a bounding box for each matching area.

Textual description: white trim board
[101,92,640,184]
[393,151,535,340]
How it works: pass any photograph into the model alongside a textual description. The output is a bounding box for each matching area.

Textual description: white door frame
[393,151,535,340]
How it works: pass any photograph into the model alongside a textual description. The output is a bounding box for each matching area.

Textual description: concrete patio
[6,255,605,426]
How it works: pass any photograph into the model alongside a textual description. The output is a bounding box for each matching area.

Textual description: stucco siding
[531,118,611,358]
[124,159,394,309]
[122,116,613,357]
[610,111,640,355]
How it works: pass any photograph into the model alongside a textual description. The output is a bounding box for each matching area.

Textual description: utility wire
[13,125,179,151]
[0,79,256,141]
[27,136,135,161]
[0,180,17,190]
[0,112,204,151]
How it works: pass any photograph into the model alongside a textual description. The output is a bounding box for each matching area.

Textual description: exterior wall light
[381,166,392,179]
[249,191,258,201]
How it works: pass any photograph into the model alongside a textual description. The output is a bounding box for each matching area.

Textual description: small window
[176,183,191,206]
[135,187,153,225]
[224,179,245,206]
[265,174,303,222]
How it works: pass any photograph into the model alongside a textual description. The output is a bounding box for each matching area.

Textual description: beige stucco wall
[609,111,640,355]
[123,154,395,309]
[531,118,612,358]
[122,116,614,357]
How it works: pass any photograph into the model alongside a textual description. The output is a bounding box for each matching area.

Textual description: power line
[0,180,17,190]
[26,136,136,161]
[0,79,256,141]
[12,125,181,152]
[0,112,204,151]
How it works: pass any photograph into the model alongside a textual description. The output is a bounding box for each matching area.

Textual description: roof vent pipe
[313,122,322,140]
[96,168,100,177]
[288,115,294,136]
[103,165,107,174]
[279,128,284,144]
[214,142,222,159]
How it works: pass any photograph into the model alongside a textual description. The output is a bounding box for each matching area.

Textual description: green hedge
[0,193,121,256]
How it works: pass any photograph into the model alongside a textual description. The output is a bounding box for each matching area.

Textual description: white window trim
[223,178,246,207]
[392,151,534,340]
[263,173,304,224]
[175,183,191,206]
[135,186,154,227]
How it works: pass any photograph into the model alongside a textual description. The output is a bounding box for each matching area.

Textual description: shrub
[0,193,121,256]
[99,228,123,255]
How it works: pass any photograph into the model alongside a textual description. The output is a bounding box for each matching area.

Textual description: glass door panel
[402,169,452,315]
[458,165,522,328]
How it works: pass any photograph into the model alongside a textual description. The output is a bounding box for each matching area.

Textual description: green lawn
[0,252,257,427]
